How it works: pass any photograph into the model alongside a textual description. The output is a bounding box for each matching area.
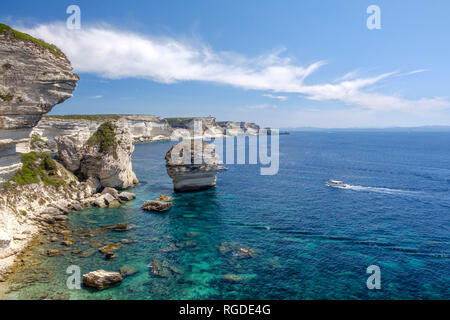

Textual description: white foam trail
[329,184,420,195]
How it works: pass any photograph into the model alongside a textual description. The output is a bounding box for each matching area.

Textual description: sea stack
[56,121,139,189]
[165,141,220,192]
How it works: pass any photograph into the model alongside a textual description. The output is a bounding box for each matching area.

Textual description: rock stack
[56,121,139,189]
[165,141,220,192]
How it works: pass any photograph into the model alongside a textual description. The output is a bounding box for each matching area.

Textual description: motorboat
[327,179,348,188]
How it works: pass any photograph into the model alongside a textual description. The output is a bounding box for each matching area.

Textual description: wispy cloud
[246,104,278,110]
[20,23,449,113]
[262,93,288,101]
[89,95,103,99]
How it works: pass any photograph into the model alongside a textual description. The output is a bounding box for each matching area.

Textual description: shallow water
[4,132,450,299]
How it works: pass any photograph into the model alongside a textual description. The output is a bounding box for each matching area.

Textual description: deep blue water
[6,132,450,299]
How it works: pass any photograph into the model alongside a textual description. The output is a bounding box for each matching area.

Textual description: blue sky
[2,0,450,128]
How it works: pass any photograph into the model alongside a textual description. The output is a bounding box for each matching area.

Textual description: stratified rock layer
[56,121,139,189]
[0,25,78,184]
[165,141,220,192]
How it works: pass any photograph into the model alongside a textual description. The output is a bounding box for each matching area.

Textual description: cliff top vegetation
[87,121,119,157]
[4,152,67,188]
[0,23,64,58]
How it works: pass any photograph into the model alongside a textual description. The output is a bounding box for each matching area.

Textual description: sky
[1,0,450,128]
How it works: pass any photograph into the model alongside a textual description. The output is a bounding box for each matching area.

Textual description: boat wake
[331,183,420,195]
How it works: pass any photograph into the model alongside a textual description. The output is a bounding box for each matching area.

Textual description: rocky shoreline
[0,23,260,296]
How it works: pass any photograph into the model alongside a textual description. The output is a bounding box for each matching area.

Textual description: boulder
[92,197,107,208]
[102,193,116,205]
[118,192,136,201]
[84,177,101,196]
[82,270,122,290]
[70,202,83,211]
[165,141,220,192]
[101,187,119,199]
[141,200,172,212]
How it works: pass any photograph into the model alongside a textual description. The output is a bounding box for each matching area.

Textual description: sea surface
[4,132,450,299]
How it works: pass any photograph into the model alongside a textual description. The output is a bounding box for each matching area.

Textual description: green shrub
[4,152,65,188]
[88,121,118,157]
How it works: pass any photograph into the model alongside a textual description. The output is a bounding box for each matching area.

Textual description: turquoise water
[5,132,450,299]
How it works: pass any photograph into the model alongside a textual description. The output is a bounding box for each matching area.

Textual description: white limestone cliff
[0,24,78,185]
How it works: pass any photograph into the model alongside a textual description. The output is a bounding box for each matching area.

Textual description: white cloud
[262,93,288,101]
[89,95,103,99]
[246,104,278,110]
[20,23,450,114]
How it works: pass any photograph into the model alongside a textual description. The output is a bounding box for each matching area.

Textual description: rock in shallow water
[222,274,248,283]
[156,194,174,202]
[82,270,122,290]
[118,192,136,201]
[120,266,139,277]
[165,141,221,192]
[141,200,172,212]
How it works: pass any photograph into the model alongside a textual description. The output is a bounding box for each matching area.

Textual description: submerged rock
[103,222,130,232]
[222,274,248,283]
[156,194,174,202]
[148,259,171,278]
[165,141,220,192]
[141,200,172,212]
[218,242,256,259]
[82,270,122,290]
[120,266,139,277]
[104,252,116,260]
[44,249,61,257]
[98,243,122,253]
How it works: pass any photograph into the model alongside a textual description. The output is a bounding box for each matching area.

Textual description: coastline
[0,128,260,286]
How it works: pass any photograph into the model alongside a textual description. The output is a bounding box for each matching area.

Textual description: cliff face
[32,116,260,148]
[33,115,172,146]
[0,24,79,184]
[56,121,139,189]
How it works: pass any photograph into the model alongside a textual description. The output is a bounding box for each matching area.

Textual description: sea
[3,131,450,299]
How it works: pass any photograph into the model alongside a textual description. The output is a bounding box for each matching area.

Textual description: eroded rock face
[0,25,78,184]
[165,141,220,192]
[56,122,139,189]
[80,123,139,189]
[82,270,122,290]
[55,134,85,172]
